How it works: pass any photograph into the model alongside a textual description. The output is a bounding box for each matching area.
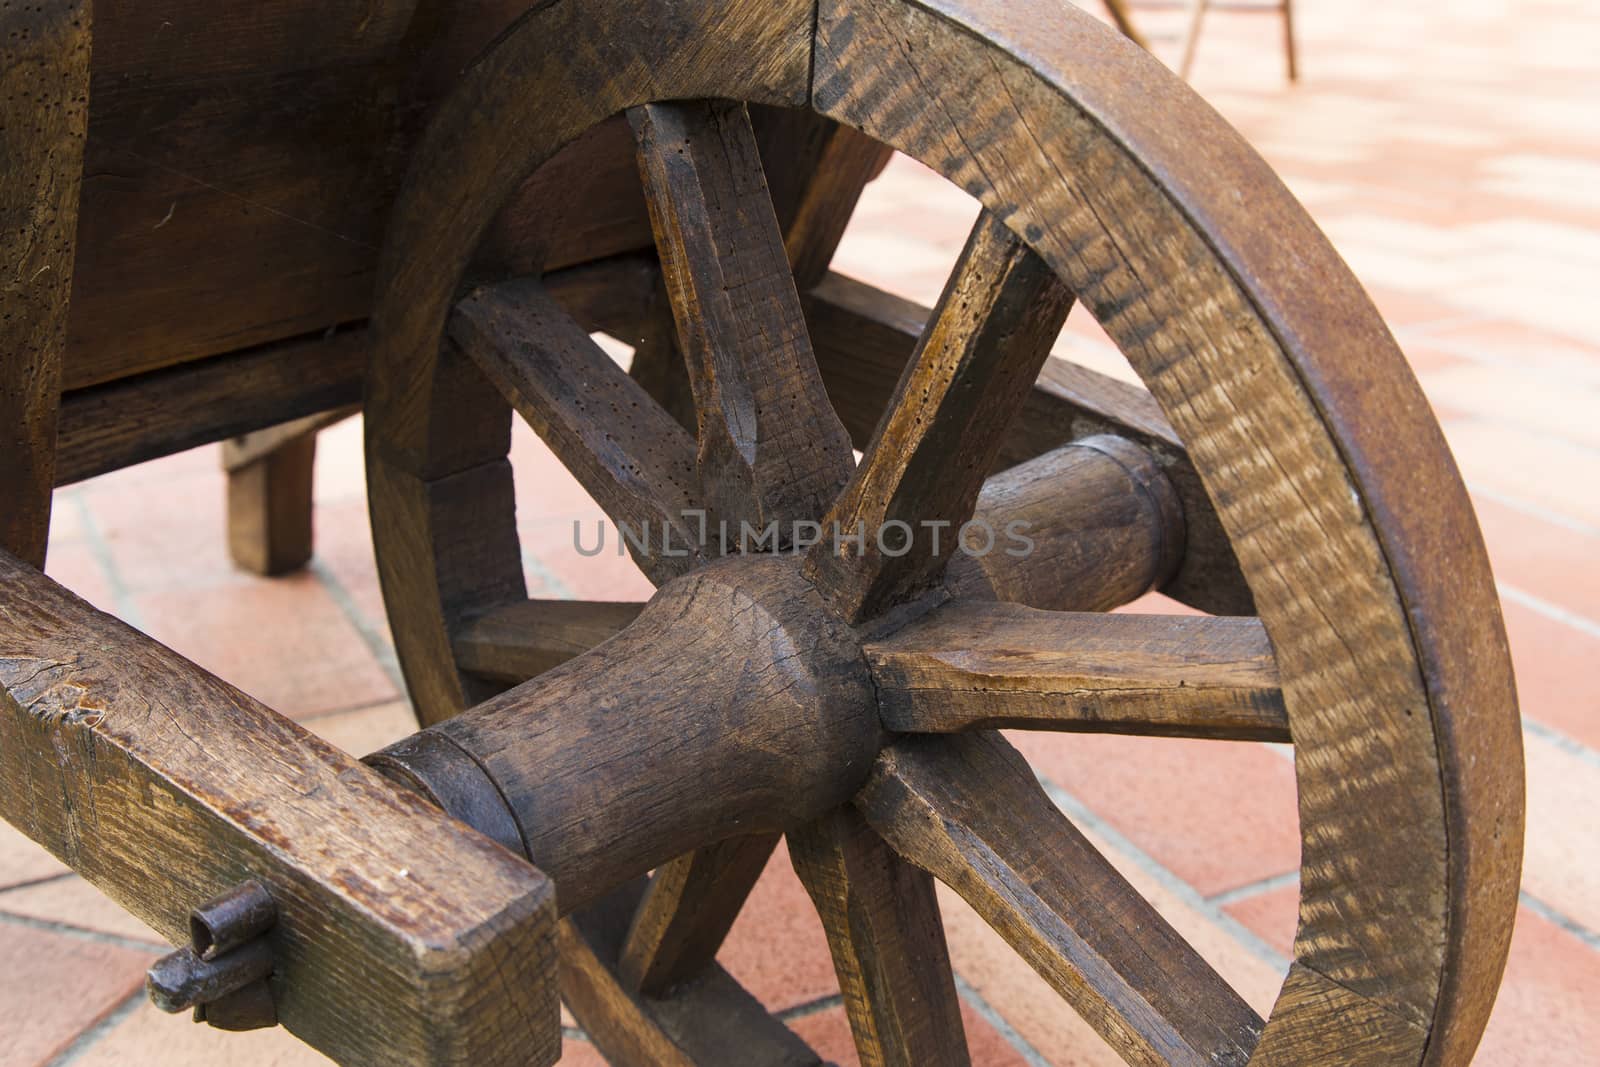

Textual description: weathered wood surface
[0,2,91,565]
[450,278,706,584]
[631,99,855,536]
[867,601,1287,741]
[0,552,557,1066]
[222,425,321,576]
[806,213,1074,622]
[375,558,880,915]
[452,599,645,685]
[813,0,1520,1059]
[790,807,970,1067]
[803,271,1252,615]
[859,733,1264,1066]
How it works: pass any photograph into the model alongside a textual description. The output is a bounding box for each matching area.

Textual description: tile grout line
[1469,481,1600,538]
[1498,581,1600,641]
[44,988,148,1067]
[773,992,844,1023]
[0,909,166,955]
[1522,718,1600,773]
[0,869,77,894]
[68,490,145,630]
[953,974,1054,1067]
[1034,774,1292,974]
[308,557,405,694]
[1519,890,1600,951]
[1206,870,1299,908]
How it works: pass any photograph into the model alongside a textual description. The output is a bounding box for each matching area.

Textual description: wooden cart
[1,2,1523,1065]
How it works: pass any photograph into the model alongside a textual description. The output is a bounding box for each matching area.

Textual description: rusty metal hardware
[146,880,279,1030]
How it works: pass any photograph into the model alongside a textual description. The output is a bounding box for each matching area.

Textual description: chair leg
[0,3,91,568]
[1282,0,1299,82]
[224,430,319,577]
[1100,0,1151,51]
[1180,0,1212,79]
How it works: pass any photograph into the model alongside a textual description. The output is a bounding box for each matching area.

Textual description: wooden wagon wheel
[363,1,1523,1064]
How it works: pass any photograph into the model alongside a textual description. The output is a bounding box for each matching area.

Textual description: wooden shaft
[373,559,881,915]
[373,438,1182,913]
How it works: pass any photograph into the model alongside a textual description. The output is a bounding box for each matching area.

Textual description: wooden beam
[0,551,558,1066]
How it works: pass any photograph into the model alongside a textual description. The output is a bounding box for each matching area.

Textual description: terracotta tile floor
[5,0,1597,1063]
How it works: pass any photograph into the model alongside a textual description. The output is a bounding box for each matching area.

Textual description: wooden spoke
[858,733,1263,1067]
[865,601,1288,742]
[783,124,894,289]
[805,213,1074,622]
[449,277,707,584]
[803,271,1252,615]
[452,599,645,685]
[630,99,855,535]
[563,880,822,1067]
[618,833,782,996]
[789,807,970,1067]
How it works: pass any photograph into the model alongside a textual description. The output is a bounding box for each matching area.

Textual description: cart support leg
[0,3,91,567]
[221,407,355,576]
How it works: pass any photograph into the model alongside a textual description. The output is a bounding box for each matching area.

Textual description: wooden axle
[370,435,1185,914]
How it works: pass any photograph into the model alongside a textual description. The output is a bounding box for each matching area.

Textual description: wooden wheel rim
[364,0,1523,1062]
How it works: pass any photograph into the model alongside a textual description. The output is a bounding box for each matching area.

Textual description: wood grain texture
[783,125,894,289]
[0,1,90,565]
[806,213,1074,622]
[867,600,1287,741]
[452,599,645,685]
[815,4,1520,1058]
[618,833,782,996]
[0,552,557,1066]
[562,880,822,1067]
[950,436,1185,613]
[803,271,1252,615]
[631,99,855,536]
[790,806,970,1067]
[378,558,881,915]
[859,732,1263,1066]
[450,278,706,585]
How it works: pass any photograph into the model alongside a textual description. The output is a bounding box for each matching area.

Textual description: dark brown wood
[806,213,1075,622]
[55,328,367,487]
[802,271,1253,615]
[223,427,318,577]
[813,2,1520,1058]
[790,807,970,1067]
[452,600,646,685]
[561,881,822,1067]
[374,558,881,915]
[618,834,782,996]
[859,732,1264,1066]
[951,436,1186,613]
[783,126,894,289]
[0,1,91,565]
[630,99,855,536]
[0,551,557,1066]
[451,278,707,584]
[867,601,1288,741]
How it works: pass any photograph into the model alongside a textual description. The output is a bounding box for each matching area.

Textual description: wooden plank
[866,601,1288,741]
[618,834,782,996]
[450,278,706,585]
[630,100,855,535]
[790,807,970,1067]
[806,214,1073,622]
[563,881,821,1067]
[66,5,658,391]
[858,732,1262,1067]
[0,551,557,1066]
[55,328,366,487]
[783,126,894,289]
[0,1,91,564]
[453,600,646,685]
[803,271,1253,614]
[222,406,358,473]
